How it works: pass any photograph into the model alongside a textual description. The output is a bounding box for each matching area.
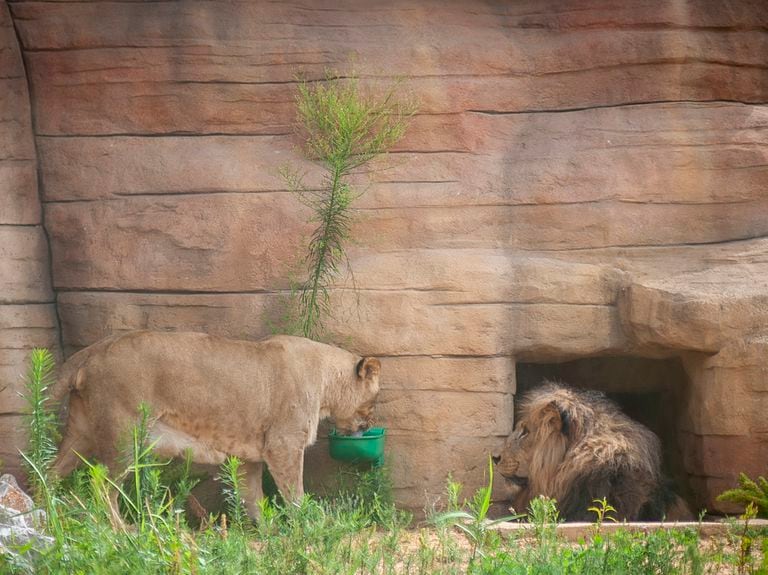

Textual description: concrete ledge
[492,519,768,541]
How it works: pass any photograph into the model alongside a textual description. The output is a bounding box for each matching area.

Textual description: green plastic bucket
[328,427,386,466]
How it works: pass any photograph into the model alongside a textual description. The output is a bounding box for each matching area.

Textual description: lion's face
[332,357,381,435]
[494,395,573,491]
[494,423,532,488]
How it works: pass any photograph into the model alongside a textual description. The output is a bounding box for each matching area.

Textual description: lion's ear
[357,357,381,381]
[541,401,570,436]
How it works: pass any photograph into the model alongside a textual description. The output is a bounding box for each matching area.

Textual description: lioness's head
[332,357,381,435]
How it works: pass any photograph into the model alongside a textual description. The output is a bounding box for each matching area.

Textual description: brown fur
[494,381,691,521]
[52,330,381,517]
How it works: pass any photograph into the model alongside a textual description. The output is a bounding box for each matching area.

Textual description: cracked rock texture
[1,0,767,511]
[0,2,58,479]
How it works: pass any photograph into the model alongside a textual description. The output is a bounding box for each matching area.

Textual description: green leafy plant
[219,455,247,529]
[718,473,768,519]
[526,495,561,552]
[20,348,59,502]
[430,456,520,563]
[444,474,463,513]
[329,463,404,527]
[120,403,171,527]
[282,72,416,339]
[18,347,67,548]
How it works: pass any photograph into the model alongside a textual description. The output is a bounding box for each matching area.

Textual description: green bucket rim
[328,426,386,439]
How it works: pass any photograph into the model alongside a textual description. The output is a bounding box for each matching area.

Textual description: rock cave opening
[515,356,700,515]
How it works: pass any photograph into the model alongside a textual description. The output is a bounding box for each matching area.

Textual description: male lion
[51,330,381,517]
[493,382,691,521]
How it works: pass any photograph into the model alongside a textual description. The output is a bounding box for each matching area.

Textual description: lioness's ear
[541,401,570,436]
[357,357,381,380]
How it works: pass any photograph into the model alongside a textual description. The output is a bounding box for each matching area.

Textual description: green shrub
[718,473,768,519]
[281,71,416,339]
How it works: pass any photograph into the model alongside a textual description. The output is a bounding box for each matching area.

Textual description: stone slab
[0,304,58,350]
[355,199,768,252]
[37,135,312,201]
[678,353,753,436]
[0,348,36,415]
[708,337,768,391]
[12,0,768,134]
[382,356,515,394]
[11,1,768,52]
[620,266,768,353]
[36,101,768,209]
[0,83,35,160]
[45,195,311,291]
[384,434,509,509]
[492,520,768,541]
[339,250,621,306]
[56,291,623,359]
[0,415,26,479]
[679,432,768,482]
[375,389,513,437]
[45,175,641,292]
[11,3,768,82]
[0,163,40,225]
[0,4,23,75]
[0,227,54,304]
[45,193,768,294]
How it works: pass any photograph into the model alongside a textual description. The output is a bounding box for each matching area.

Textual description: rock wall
[0,1,58,478]
[5,0,768,510]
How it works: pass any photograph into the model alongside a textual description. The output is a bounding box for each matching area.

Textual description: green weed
[431,457,521,563]
[20,348,59,503]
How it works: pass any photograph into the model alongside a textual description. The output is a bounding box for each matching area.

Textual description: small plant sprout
[445,474,462,513]
[282,71,416,339]
[589,497,618,532]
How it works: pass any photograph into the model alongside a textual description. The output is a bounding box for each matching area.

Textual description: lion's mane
[496,381,689,521]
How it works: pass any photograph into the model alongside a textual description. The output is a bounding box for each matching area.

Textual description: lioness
[52,330,381,517]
